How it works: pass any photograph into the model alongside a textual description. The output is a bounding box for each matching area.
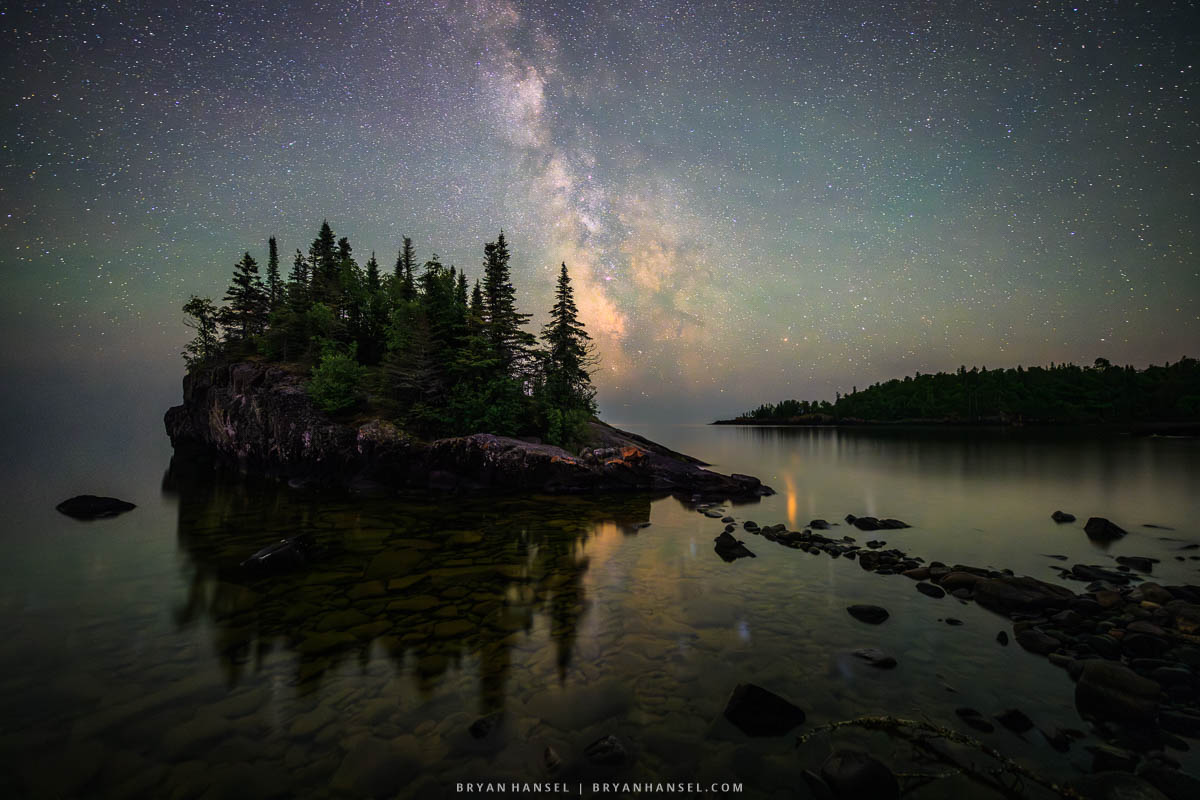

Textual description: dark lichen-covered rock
[165,362,774,497]
[56,495,136,519]
[846,605,890,624]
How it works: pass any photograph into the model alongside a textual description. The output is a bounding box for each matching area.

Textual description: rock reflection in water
[163,454,655,717]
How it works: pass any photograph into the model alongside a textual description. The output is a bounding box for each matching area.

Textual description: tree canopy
[730,358,1200,426]
[181,222,600,448]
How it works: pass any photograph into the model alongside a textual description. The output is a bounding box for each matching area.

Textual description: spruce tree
[309,220,338,305]
[481,231,534,377]
[287,249,309,312]
[395,236,416,302]
[265,236,283,311]
[222,251,268,340]
[539,262,597,445]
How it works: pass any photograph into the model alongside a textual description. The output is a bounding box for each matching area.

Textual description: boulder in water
[722,683,806,736]
[1085,517,1128,542]
[56,495,136,520]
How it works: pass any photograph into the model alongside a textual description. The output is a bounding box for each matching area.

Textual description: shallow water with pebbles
[1,425,1198,798]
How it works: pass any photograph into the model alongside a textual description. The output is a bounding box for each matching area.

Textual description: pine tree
[222,251,268,340]
[265,236,283,311]
[481,231,534,377]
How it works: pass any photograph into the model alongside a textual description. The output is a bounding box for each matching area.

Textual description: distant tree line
[181,222,598,448]
[729,358,1200,425]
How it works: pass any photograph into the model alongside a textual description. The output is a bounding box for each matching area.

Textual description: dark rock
[809,519,831,530]
[1159,709,1200,737]
[583,735,627,766]
[995,708,1034,733]
[1152,667,1194,686]
[916,583,946,599]
[1069,773,1170,800]
[1041,727,1072,752]
[1083,634,1123,660]
[996,631,1009,646]
[1016,629,1061,655]
[820,750,899,800]
[1088,744,1139,773]
[879,518,910,529]
[1075,660,1161,725]
[240,533,317,574]
[1118,556,1158,573]
[799,770,836,800]
[945,617,964,625]
[974,575,1077,614]
[713,531,756,562]
[468,712,503,739]
[846,605,889,625]
[1136,763,1200,800]
[55,494,136,520]
[852,516,882,531]
[1086,517,1129,542]
[1052,510,1077,523]
[1072,564,1131,584]
[1123,634,1169,659]
[951,588,973,600]
[722,683,805,736]
[955,708,994,733]
[852,648,897,669]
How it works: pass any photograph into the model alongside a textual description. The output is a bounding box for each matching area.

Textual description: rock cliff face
[164,362,774,498]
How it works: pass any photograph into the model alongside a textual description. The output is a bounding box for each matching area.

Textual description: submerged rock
[955,707,994,733]
[846,605,890,625]
[1051,510,1076,523]
[240,534,318,574]
[852,648,897,669]
[56,495,136,519]
[583,735,628,766]
[1085,517,1128,542]
[722,683,806,736]
[820,750,899,800]
[995,708,1034,733]
[1069,773,1170,800]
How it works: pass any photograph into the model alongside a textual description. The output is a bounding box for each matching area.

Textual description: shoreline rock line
[164,362,773,498]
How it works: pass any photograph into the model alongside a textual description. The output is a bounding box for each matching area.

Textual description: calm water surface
[1,418,1198,799]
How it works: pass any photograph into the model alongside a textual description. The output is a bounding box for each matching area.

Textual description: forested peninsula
[165,222,772,497]
[715,358,1200,430]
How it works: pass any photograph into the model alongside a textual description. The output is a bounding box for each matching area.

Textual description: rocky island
[169,226,772,499]
[165,361,772,498]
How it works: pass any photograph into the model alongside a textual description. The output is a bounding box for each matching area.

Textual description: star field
[2,0,1197,421]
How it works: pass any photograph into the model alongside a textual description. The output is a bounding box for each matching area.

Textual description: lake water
[1,415,1198,799]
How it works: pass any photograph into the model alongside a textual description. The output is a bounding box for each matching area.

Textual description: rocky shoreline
[698,503,1200,798]
[164,362,773,499]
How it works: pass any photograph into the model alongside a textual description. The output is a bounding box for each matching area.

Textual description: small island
[166,222,771,498]
[714,358,1200,431]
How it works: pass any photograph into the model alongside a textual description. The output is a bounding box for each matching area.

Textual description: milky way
[2,0,1197,421]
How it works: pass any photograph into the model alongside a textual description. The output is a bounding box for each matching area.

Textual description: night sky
[2,0,1197,422]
